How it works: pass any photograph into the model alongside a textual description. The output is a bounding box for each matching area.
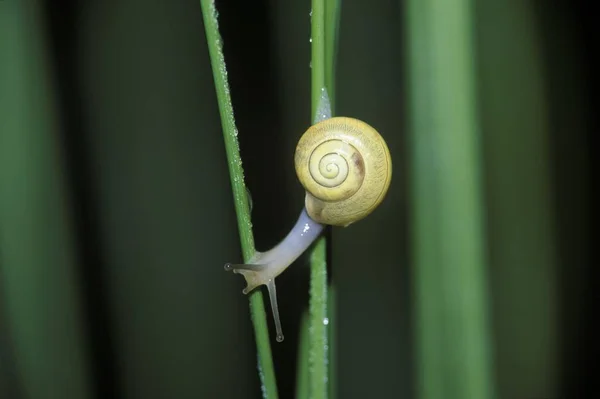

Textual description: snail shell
[294,116,392,227]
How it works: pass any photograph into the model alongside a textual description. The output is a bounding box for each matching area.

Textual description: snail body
[225,116,392,342]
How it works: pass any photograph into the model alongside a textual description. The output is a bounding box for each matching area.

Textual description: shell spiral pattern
[294,116,392,227]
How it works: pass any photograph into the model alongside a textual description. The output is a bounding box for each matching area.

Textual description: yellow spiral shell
[294,117,392,227]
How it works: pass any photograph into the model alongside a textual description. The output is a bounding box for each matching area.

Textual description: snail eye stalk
[224,208,324,342]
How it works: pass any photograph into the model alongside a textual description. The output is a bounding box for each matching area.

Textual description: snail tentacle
[224,208,324,342]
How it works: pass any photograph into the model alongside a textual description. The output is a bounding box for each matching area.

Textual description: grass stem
[199,1,279,397]
[404,0,496,398]
[305,0,340,398]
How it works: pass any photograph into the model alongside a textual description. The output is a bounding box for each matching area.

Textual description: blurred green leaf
[404,0,496,398]
[0,2,93,399]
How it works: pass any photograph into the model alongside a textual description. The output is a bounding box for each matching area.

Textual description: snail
[225,116,392,342]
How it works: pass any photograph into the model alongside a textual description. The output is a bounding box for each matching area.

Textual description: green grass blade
[325,0,341,113]
[0,2,93,398]
[311,0,327,110]
[308,239,328,399]
[404,0,496,398]
[198,1,278,398]
[326,282,337,399]
[295,312,310,399]
[324,2,340,396]
[307,1,334,398]
[477,2,561,397]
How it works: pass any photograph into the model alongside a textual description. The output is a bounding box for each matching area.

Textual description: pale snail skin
[225,116,392,343]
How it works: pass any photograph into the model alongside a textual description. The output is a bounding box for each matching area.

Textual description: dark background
[1,0,595,398]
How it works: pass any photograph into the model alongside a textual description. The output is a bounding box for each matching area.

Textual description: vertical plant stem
[0,2,93,399]
[295,312,310,399]
[199,1,278,398]
[298,0,340,397]
[404,1,496,399]
[308,1,330,399]
[478,2,560,397]
[326,283,337,399]
[308,240,327,399]
[324,0,341,113]
[324,3,340,398]
[311,0,326,104]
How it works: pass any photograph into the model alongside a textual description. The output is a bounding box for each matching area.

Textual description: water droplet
[323,317,329,325]
[309,38,313,43]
